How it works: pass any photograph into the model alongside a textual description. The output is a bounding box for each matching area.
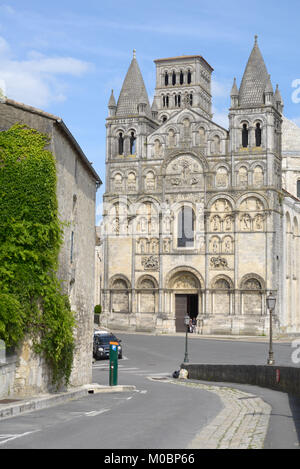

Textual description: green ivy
[0,124,75,386]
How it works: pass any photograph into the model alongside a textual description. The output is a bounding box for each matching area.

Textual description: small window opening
[130,132,136,155]
[242,124,249,148]
[180,71,184,85]
[255,123,262,147]
[187,70,192,84]
[118,133,124,155]
[164,72,169,86]
[172,71,176,86]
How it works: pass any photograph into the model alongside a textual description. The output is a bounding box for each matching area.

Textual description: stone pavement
[166,379,271,449]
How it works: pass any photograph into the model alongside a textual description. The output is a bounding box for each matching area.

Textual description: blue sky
[0,0,299,224]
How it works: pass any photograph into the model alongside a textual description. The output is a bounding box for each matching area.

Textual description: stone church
[98,37,300,335]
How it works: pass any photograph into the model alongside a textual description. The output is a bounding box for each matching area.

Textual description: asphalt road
[0,333,299,449]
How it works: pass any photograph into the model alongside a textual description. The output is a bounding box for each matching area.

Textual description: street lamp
[266,291,276,365]
[183,314,190,364]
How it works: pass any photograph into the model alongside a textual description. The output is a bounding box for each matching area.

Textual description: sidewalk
[111,329,297,343]
[0,383,136,420]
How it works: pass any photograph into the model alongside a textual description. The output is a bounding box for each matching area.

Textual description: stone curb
[0,383,136,420]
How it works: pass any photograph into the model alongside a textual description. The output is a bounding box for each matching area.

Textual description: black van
[93,331,122,360]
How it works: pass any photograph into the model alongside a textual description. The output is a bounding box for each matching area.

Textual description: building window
[118,133,124,155]
[172,71,176,86]
[164,72,169,86]
[297,180,300,199]
[180,71,184,85]
[187,70,192,84]
[189,93,193,106]
[177,206,195,248]
[130,132,136,155]
[242,124,249,148]
[255,123,262,147]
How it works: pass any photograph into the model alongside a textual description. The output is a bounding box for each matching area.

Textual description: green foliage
[0,124,75,386]
[94,304,102,315]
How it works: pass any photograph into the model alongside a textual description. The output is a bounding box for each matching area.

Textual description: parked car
[93,331,123,360]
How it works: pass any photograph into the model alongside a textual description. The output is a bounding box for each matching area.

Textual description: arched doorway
[167,270,202,332]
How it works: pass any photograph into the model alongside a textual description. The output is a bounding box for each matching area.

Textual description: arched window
[177,206,195,248]
[130,132,136,155]
[163,95,166,107]
[189,93,193,105]
[118,133,124,155]
[172,71,176,86]
[164,72,169,86]
[166,95,169,108]
[255,123,262,147]
[162,115,167,123]
[180,71,184,85]
[242,123,248,148]
[187,70,192,84]
[297,180,300,199]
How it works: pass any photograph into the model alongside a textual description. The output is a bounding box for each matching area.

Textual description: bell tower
[153,54,214,123]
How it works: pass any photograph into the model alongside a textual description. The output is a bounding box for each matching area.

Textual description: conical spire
[239,36,270,107]
[116,50,151,118]
[265,75,274,94]
[230,77,239,97]
[274,84,283,103]
[108,89,116,108]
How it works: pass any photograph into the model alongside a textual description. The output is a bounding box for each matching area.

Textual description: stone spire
[230,77,239,108]
[274,84,284,113]
[108,89,116,108]
[264,74,274,106]
[239,35,270,107]
[116,50,151,118]
[108,89,117,117]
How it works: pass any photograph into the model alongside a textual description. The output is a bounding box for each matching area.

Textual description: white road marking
[85,408,110,417]
[0,430,40,446]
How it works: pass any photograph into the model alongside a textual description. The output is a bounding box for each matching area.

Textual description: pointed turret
[116,50,151,118]
[151,98,158,120]
[274,84,284,113]
[108,89,117,117]
[239,35,270,107]
[230,77,239,107]
[264,75,274,106]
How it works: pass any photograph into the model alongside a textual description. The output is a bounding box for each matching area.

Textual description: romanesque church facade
[98,38,300,335]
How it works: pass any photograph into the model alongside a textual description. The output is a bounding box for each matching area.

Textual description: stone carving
[163,238,171,253]
[210,256,229,269]
[166,155,202,188]
[142,255,159,271]
[254,214,264,230]
[145,171,156,190]
[224,216,233,231]
[211,215,221,232]
[240,213,251,231]
[173,274,197,289]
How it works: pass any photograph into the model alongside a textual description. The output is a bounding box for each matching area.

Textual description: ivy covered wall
[0,124,75,386]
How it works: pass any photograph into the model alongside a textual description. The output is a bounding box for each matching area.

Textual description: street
[0,334,299,449]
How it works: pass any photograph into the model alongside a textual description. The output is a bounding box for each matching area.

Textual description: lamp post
[183,314,190,364]
[266,291,276,365]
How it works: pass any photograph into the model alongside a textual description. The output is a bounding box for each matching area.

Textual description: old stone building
[99,38,300,336]
[0,96,101,397]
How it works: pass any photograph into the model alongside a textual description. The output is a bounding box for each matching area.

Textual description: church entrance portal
[175,294,198,332]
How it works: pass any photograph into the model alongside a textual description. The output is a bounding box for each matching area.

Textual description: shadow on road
[288,394,300,447]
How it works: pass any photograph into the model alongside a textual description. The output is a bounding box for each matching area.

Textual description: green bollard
[109,341,118,386]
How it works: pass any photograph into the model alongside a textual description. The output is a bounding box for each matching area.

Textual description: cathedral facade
[98,38,300,335]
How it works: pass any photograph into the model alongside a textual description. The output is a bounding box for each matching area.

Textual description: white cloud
[0,36,92,108]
